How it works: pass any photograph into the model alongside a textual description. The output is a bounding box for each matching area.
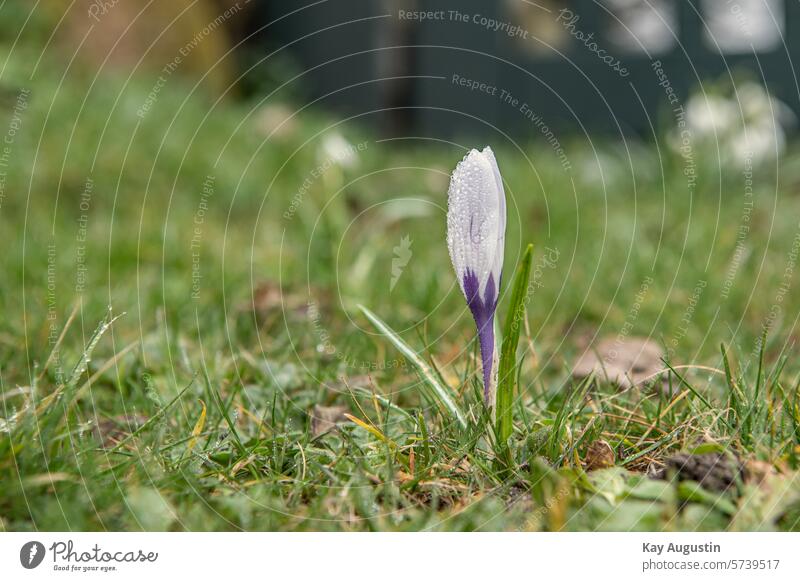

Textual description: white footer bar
[1,532,798,579]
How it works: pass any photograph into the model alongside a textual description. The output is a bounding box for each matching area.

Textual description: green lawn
[2,42,800,532]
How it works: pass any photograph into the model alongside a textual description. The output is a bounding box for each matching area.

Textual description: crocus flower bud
[446,146,506,405]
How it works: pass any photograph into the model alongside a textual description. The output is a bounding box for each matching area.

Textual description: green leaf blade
[496,243,534,445]
[357,304,467,429]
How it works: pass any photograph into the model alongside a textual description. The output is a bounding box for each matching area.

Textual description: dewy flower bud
[446,146,506,404]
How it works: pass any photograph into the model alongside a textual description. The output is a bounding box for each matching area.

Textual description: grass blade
[108,379,194,453]
[661,360,713,413]
[357,304,466,429]
[184,399,207,457]
[496,243,534,445]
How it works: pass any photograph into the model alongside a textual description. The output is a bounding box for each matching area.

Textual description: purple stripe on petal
[463,270,498,402]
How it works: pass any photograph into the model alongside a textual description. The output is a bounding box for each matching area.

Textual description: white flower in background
[680,81,794,164]
[685,93,737,135]
[731,121,785,166]
[446,146,506,405]
[320,132,359,169]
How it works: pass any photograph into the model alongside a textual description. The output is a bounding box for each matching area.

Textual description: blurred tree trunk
[49,0,252,98]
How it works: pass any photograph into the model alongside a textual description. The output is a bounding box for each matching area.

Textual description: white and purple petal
[446,147,506,403]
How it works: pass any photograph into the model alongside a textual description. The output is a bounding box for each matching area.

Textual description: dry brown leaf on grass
[583,439,615,471]
[239,281,313,322]
[93,414,148,448]
[310,404,349,437]
[572,336,666,390]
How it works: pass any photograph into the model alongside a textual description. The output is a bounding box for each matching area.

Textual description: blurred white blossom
[320,132,360,169]
[677,81,794,165]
